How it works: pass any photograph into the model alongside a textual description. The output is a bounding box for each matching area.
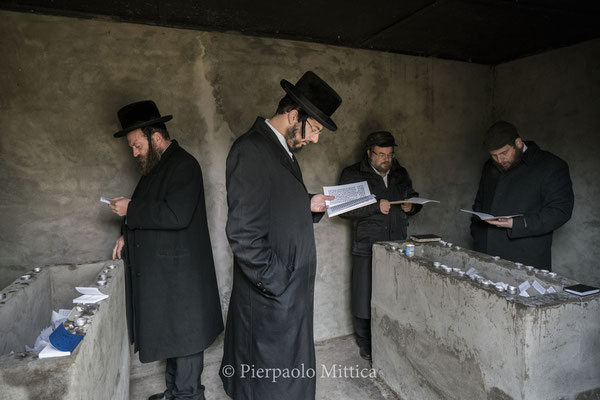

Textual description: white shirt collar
[265,119,293,159]
[370,161,390,188]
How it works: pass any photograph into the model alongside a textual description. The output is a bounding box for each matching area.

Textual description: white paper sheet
[460,209,523,221]
[73,287,108,304]
[389,197,440,205]
[38,343,71,359]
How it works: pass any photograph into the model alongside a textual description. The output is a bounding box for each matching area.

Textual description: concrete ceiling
[2,0,599,64]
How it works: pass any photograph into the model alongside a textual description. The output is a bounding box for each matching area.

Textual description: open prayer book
[323,181,377,217]
[460,209,523,221]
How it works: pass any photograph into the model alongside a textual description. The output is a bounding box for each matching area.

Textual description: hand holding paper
[311,194,334,213]
[486,218,513,228]
[109,196,130,216]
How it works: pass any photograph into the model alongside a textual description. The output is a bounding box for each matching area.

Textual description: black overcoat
[338,158,421,318]
[470,141,574,270]
[123,140,223,363]
[220,118,322,400]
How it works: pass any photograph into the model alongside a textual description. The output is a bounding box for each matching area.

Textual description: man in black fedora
[219,71,341,400]
[338,131,422,361]
[109,100,223,400]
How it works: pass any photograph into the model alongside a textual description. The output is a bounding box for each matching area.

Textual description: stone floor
[130,334,400,400]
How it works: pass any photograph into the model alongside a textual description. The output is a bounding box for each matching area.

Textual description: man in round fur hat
[337,131,422,361]
[109,100,223,400]
[220,71,341,400]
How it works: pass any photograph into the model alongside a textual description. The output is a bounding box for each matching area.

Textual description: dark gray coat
[338,158,421,318]
[123,140,223,363]
[220,118,322,400]
[470,141,574,270]
[338,158,421,256]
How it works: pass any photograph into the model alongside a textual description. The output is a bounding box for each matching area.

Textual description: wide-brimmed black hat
[365,131,397,148]
[280,71,342,131]
[113,100,172,138]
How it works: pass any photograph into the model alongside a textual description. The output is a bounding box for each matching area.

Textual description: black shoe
[359,346,372,361]
[148,393,169,400]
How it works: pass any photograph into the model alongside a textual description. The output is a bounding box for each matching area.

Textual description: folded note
[73,287,108,304]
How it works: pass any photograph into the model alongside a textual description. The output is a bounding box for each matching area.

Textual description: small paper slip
[532,280,546,295]
[389,197,440,205]
[51,309,73,330]
[465,268,478,277]
[519,280,531,293]
[73,287,109,304]
[460,209,523,221]
[100,196,111,204]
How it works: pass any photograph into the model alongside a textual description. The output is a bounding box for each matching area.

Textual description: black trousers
[163,351,205,400]
[352,254,372,350]
[351,254,372,319]
[353,317,371,350]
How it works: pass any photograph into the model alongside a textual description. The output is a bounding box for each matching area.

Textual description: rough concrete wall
[0,260,129,400]
[0,271,52,356]
[371,243,600,400]
[0,10,492,340]
[493,39,600,287]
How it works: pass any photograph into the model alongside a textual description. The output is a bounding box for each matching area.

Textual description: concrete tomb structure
[0,260,129,400]
[371,241,600,400]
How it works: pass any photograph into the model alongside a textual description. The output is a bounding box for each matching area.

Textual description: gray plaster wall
[493,39,600,287]
[0,10,492,340]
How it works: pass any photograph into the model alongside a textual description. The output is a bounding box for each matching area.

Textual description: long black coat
[470,141,574,270]
[123,140,223,363]
[338,158,421,318]
[220,118,322,400]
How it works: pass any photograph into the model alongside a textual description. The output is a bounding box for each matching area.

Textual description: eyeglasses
[305,119,323,135]
[372,151,395,159]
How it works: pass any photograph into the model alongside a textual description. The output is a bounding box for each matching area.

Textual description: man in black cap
[220,71,341,400]
[337,131,421,361]
[109,100,223,400]
[470,121,574,270]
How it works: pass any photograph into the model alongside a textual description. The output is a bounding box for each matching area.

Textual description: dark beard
[494,147,523,172]
[136,140,161,175]
[284,124,303,153]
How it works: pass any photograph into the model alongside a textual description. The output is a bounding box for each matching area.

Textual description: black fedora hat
[280,71,342,131]
[113,100,172,138]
